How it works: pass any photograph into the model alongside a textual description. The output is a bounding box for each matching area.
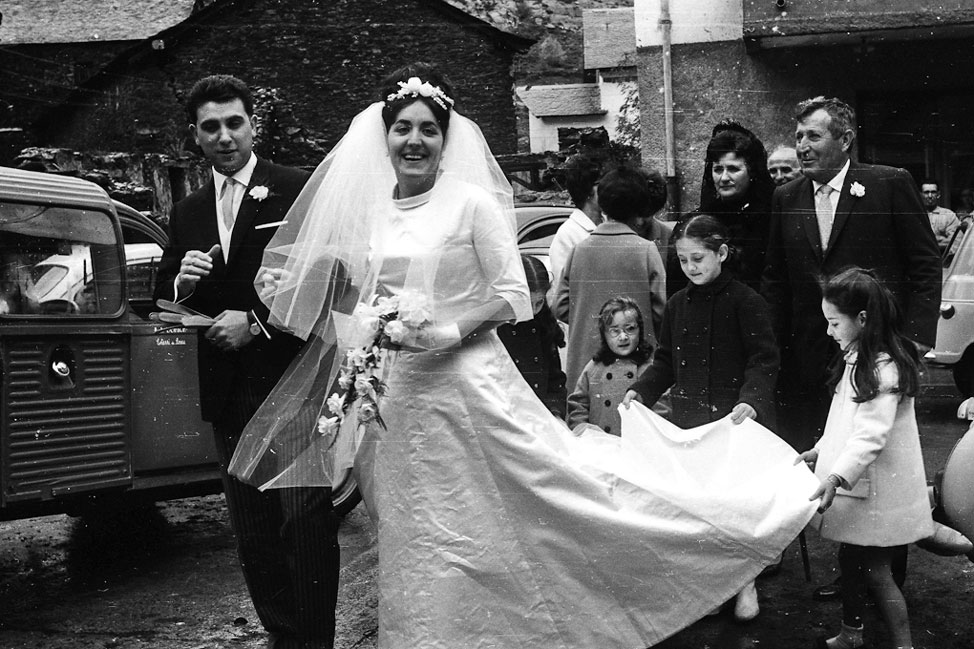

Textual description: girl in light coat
[567,296,651,436]
[799,267,932,649]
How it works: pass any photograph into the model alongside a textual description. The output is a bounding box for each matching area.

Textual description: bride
[229,62,816,649]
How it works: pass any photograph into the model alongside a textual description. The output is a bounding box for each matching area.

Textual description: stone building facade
[38,0,530,161]
[635,0,974,213]
[30,0,530,219]
[0,0,199,163]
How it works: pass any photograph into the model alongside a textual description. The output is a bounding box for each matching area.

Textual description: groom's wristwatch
[247,310,263,337]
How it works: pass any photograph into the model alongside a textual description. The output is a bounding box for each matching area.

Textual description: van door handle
[52,360,71,378]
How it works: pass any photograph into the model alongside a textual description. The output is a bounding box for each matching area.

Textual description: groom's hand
[206,309,254,351]
[177,244,221,296]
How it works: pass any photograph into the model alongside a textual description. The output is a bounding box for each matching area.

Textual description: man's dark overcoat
[761,162,941,449]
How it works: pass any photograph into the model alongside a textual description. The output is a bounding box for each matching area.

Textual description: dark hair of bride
[380,62,454,135]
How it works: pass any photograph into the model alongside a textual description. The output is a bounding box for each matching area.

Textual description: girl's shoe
[758,553,783,578]
[814,622,864,649]
[733,581,759,622]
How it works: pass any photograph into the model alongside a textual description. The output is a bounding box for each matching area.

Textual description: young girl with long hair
[799,267,932,649]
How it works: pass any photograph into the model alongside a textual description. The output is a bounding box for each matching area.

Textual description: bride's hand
[259,269,286,299]
[400,323,462,352]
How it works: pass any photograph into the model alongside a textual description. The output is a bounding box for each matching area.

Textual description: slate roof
[516,84,605,118]
[583,8,636,70]
[0,0,198,45]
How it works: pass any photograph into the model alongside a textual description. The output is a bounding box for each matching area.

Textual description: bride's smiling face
[387,101,444,198]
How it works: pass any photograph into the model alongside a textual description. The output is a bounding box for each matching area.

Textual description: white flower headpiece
[386,76,455,111]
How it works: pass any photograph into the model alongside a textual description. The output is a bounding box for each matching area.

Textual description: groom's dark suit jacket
[154,158,308,422]
[762,162,941,396]
[154,158,337,646]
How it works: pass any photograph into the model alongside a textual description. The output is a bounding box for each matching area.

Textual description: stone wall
[39,0,526,165]
[15,147,208,220]
[0,41,130,159]
[32,0,529,219]
[448,0,633,31]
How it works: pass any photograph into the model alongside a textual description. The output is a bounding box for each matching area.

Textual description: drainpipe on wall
[660,0,680,214]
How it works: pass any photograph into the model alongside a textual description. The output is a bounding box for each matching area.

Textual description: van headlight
[940,303,955,319]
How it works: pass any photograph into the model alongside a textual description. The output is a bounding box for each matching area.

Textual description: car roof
[113,199,167,246]
[0,166,115,213]
[0,167,166,246]
[515,203,573,230]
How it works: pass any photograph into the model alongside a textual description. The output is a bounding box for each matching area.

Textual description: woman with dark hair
[667,121,775,293]
[229,63,814,649]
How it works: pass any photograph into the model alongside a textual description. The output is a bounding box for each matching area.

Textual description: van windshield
[0,201,122,316]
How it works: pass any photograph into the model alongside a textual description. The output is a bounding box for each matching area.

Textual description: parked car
[0,167,360,519]
[515,203,572,269]
[928,225,974,396]
[24,242,162,315]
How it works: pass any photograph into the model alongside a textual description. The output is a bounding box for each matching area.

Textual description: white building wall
[525,81,634,153]
[634,0,741,47]
[528,113,560,153]
[598,74,633,141]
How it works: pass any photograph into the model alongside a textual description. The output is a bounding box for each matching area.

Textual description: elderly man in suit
[761,96,940,601]
[762,96,940,454]
[154,75,338,649]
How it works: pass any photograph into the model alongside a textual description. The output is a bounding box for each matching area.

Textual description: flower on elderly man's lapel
[248,185,270,201]
[850,182,866,198]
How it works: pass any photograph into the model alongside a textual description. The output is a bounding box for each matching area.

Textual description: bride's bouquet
[317,291,432,439]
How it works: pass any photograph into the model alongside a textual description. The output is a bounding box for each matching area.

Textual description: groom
[154,75,339,649]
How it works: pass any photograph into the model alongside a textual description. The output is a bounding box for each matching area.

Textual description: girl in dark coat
[624,214,780,622]
[498,254,568,418]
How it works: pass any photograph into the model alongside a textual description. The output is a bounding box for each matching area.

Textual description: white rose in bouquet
[317,415,339,435]
[384,319,407,344]
[398,290,432,329]
[326,392,346,416]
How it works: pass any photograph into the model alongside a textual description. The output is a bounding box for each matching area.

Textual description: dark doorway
[859,90,974,212]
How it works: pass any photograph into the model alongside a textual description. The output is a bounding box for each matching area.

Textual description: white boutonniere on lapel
[849,182,866,198]
[248,185,271,201]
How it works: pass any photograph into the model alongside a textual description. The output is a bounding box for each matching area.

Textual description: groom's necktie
[815,184,835,251]
[220,177,240,231]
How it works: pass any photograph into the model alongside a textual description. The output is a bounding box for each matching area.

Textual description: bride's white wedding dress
[353,176,818,649]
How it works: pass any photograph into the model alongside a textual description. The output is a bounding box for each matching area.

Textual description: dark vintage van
[0,167,359,519]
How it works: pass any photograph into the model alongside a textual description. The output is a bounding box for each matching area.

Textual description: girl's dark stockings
[838,543,913,648]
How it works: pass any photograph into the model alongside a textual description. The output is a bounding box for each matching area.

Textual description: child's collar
[686,269,733,295]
